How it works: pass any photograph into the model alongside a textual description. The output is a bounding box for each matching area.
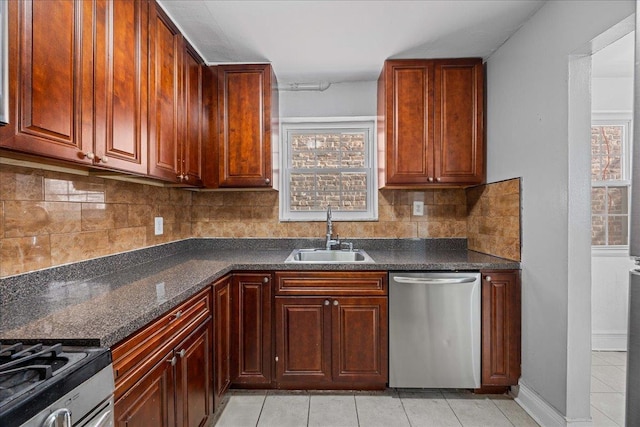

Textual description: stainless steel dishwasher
[389,271,481,388]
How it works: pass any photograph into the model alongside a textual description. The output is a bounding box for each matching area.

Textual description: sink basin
[285,249,375,264]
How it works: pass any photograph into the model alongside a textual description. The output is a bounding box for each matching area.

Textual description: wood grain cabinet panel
[212,276,231,410]
[377,58,484,188]
[216,64,275,188]
[231,273,272,386]
[93,0,149,173]
[0,0,94,163]
[148,3,182,182]
[481,270,521,387]
[275,297,332,387]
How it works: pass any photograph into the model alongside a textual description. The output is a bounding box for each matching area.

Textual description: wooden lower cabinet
[274,271,388,390]
[231,273,272,386]
[212,276,231,409]
[114,349,174,427]
[481,270,521,387]
[112,288,213,427]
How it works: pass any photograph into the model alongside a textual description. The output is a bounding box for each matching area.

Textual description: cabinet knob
[324,300,330,306]
[333,300,339,306]
[83,152,95,160]
[436,177,441,182]
[177,349,186,358]
[177,174,184,181]
[183,175,189,181]
[263,277,269,283]
[265,178,271,185]
[97,155,108,164]
[485,276,492,282]
[167,356,177,366]
[171,310,182,320]
[428,177,434,183]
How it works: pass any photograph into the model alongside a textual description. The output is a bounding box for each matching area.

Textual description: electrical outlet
[154,217,163,235]
[413,201,424,216]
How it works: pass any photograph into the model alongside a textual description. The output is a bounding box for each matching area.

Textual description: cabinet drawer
[112,288,211,398]
[275,272,387,296]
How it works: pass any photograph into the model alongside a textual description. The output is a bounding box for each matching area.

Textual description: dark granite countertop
[0,238,519,348]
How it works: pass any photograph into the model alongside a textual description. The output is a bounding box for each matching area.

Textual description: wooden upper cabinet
[182,45,204,186]
[93,0,149,174]
[377,58,484,188]
[148,3,182,182]
[0,0,94,163]
[217,64,275,188]
[434,59,484,184]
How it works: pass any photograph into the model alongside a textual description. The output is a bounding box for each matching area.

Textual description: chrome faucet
[325,206,340,250]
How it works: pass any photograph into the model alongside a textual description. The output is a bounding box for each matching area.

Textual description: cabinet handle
[171,310,182,320]
[428,177,434,183]
[183,175,189,181]
[97,155,108,164]
[167,356,177,366]
[485,276,492,282]
[436,177,441,182]
[265,178,270,185]
[177,174,184,181]
[177,349,186,358]
[83,152,95,160]
[324,300,330,306]
[263,277,269,283]
[333,300,338,306]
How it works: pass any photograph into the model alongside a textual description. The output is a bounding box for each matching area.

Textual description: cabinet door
[114,350,175,427]
[331,297,388,387]
[182,45,204,186]
[218,64,272,188]
[434,59,484,185]
[481,270,521,386]
[275,297,332,388]
[213,276,231,408]
[383,61,434,185]
[175,320,213,427]
[1,0,94,163]
[231,273,272,386]
[148,3,182,182]
[93,0,148,173]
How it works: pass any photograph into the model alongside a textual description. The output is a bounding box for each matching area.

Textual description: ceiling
[158,0,546,85]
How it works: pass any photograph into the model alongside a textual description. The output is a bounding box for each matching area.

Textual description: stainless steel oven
[0,343,115,427]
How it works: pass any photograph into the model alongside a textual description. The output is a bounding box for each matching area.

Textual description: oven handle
[392,276,477,285]
[43,408,71,427]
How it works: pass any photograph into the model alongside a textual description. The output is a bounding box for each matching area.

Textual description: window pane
[317,191,341,210]
[291,134,316,168]
[591,187,606,214]
[591,125,624,181]
[316,173,340,191]
[342,172,367,191]
[607,216,629,245]
[316,134,340,150]
[341,192,367,211]
[592,215,606,245]
[316,151,339,168]
[607,187,628,214]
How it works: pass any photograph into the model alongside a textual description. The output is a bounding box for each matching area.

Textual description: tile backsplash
[466,178,521,261]
[0,163,520,277]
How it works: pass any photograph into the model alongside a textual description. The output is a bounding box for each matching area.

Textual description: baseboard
[513,381,593,426]
[592,331,627,351]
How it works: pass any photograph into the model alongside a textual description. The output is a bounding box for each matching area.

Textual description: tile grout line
[442,392,465,427]
[489,398,517,427]
[397,392,414,427]
[353,393,361,427]
[254,392,268,427]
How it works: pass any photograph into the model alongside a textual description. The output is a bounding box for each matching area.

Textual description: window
[591,115,632,247]
[280,119,377,221]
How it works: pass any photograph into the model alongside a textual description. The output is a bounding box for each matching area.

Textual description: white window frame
[279,117,378,222]
[591,111,632,253]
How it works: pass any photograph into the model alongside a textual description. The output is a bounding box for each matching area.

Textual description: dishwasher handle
[392,276,477,285]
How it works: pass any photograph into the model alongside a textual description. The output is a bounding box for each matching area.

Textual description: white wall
[591,75,634,351]
[485,0,634,424]
[279,81,377,118]
[592,77,634,111]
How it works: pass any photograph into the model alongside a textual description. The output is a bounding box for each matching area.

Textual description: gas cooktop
[0,342,112,426]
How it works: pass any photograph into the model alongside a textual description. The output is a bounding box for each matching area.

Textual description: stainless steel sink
[285,248,375,263]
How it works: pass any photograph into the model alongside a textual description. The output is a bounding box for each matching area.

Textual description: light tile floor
[212,351,628,427]
[591,351,627,427]
[213,389,539,427]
